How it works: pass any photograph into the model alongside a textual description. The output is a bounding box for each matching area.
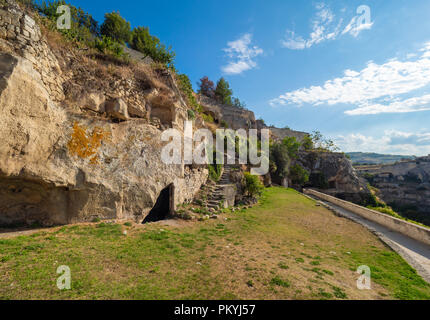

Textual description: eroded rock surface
[0,1,207,226]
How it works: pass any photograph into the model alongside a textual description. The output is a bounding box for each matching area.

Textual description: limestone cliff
[0,0,207,226]
[357,155,430,224]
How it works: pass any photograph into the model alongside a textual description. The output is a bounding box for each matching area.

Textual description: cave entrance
[143,184,174,224]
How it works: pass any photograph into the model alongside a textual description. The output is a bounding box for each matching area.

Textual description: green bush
[270,143,290,180]
[208,164,222,182]
[131,26,175,66]
[100,11,131,44]
[176,74,202,112]
[220,120,229,128]
[282,136,301,160]
[289,164,309,186]
[244,172,264,198]
[202,113,214,123]
[187,109,195,120]
[94,36,124,57]
[38,0,99,45]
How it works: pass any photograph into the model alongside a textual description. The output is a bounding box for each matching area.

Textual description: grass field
[1,187,430,300]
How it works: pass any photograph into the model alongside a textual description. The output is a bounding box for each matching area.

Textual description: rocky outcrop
[357,156,430,224]
[297,151,370,203]
[0,0,207,227]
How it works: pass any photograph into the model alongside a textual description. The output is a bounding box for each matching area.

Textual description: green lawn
[1,187,429,300]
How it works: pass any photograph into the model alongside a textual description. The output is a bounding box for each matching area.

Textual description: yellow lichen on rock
[67,122,110,164]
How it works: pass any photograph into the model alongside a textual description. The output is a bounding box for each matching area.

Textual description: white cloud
[342,17,373,37]
[221,33,263,75]
[335,130,430,156]
[345,94,430,115]
[270,42,430,115]
[282,3,341,50]
[281,3,372,50]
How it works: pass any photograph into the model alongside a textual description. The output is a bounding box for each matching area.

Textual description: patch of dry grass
[1,188,429,300]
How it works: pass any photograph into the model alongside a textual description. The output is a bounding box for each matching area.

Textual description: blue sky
[66,0,430,156]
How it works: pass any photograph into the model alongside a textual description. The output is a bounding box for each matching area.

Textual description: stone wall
[0,0,64,102]
[304,188,430,246]
[198,94,308,142]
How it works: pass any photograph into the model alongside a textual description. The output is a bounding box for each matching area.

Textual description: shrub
[232,97,246,109]
[176,73,201,111]
[289,164,309,186]
[244,172,264,198]
[202,113,214,123]
[131,26,175,66]
[220,120,229,128]
[282,136,301,160]
[309,172,329,189]
[187,109,195,120]
[208,164,222,182]
[100,11,131,44]
[270,143,290,180]
[94,36,125,58]
[38,0,99,45]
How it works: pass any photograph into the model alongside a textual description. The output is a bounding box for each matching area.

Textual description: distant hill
[347,152,415,165]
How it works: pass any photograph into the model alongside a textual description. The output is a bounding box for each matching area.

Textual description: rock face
[357,156,430,224]
[297,151,370,203]
[0,1,207,227]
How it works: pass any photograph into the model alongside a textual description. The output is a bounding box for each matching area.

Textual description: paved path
[313,198,430,284]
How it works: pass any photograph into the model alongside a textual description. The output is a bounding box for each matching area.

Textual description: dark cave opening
[143,184,173,224]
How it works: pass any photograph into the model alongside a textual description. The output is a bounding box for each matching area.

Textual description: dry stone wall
[0,0,64,102]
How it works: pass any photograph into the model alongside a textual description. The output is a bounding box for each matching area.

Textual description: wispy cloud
[270,42,430,116]
[342,5,373,37]
[345,94,430,115]
[342,15,373,37]
[281,3,372,50]
[222,33,263,75]
[335,130,430,156]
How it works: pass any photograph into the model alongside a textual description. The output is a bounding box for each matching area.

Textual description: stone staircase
[205,166,233,211]
[194,166,236,212]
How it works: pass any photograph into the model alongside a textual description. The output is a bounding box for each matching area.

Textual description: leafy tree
[289,164,310,186]
[214,77,233,105]
[100,11,131,44]
[270,143,290,180]
[232,97,246,109]
[197,76,215,98]
[310,131,340,152]
[282,137,301,160]
[302,135,314,151]
[131,26,175,66]
[38,0,98,44]
[244,172,264,198]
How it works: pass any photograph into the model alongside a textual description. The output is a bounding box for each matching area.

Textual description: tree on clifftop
[100,11,131,44]
[131,26,175,66]
[215,77,233,105]
[197,76,215,99]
